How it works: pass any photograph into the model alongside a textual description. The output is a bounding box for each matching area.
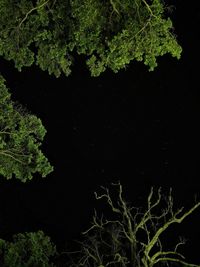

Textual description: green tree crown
[0,231,56,267]
[0,75,53,181]
[0,0,182,77]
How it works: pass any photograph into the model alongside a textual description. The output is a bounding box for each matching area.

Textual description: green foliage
[0,75,53,181]
[0,231,56,267]
[0,0,182,77]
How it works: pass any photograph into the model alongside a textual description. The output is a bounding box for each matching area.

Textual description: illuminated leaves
[0,75,53,181]
[0,0,182,77]
[1,231,56,267]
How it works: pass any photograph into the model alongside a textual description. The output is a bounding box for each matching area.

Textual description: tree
[0,75,53,181]
[0,231,56,267]
[0,0,182,77]
[65,182,200,267]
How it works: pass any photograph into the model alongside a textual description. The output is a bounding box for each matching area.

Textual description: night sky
[0,0,200,264]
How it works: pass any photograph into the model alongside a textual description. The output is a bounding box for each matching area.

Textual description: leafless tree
[65,181,200,267]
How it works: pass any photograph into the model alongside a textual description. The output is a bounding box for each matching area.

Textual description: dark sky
[0,0,200,263]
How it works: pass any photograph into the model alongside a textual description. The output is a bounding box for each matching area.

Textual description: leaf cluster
[0,75,53,181]
[0,231,56,267]
[0,0,182,77]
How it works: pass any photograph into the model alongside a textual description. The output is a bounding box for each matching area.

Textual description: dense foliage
[0,231,56,267]
[0,0,182,77]
[0,75,53,181]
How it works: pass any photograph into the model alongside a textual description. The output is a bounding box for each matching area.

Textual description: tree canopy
[0,0,182,77]
[0,75,53,181]
[0,231,56,267]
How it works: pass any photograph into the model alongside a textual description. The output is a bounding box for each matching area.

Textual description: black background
[0,0,200,264]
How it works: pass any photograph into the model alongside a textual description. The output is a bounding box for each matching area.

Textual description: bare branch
[68,182,200,267]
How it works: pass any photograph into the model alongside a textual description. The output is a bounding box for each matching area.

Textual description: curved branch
[0,150,26,164]
[154,257,200,267]
[141,0,158,19]
[19,0,50,28]
[110,0,120,15]
[145,202,200,262]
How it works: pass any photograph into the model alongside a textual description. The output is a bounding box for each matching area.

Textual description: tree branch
[19,0,50,28]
